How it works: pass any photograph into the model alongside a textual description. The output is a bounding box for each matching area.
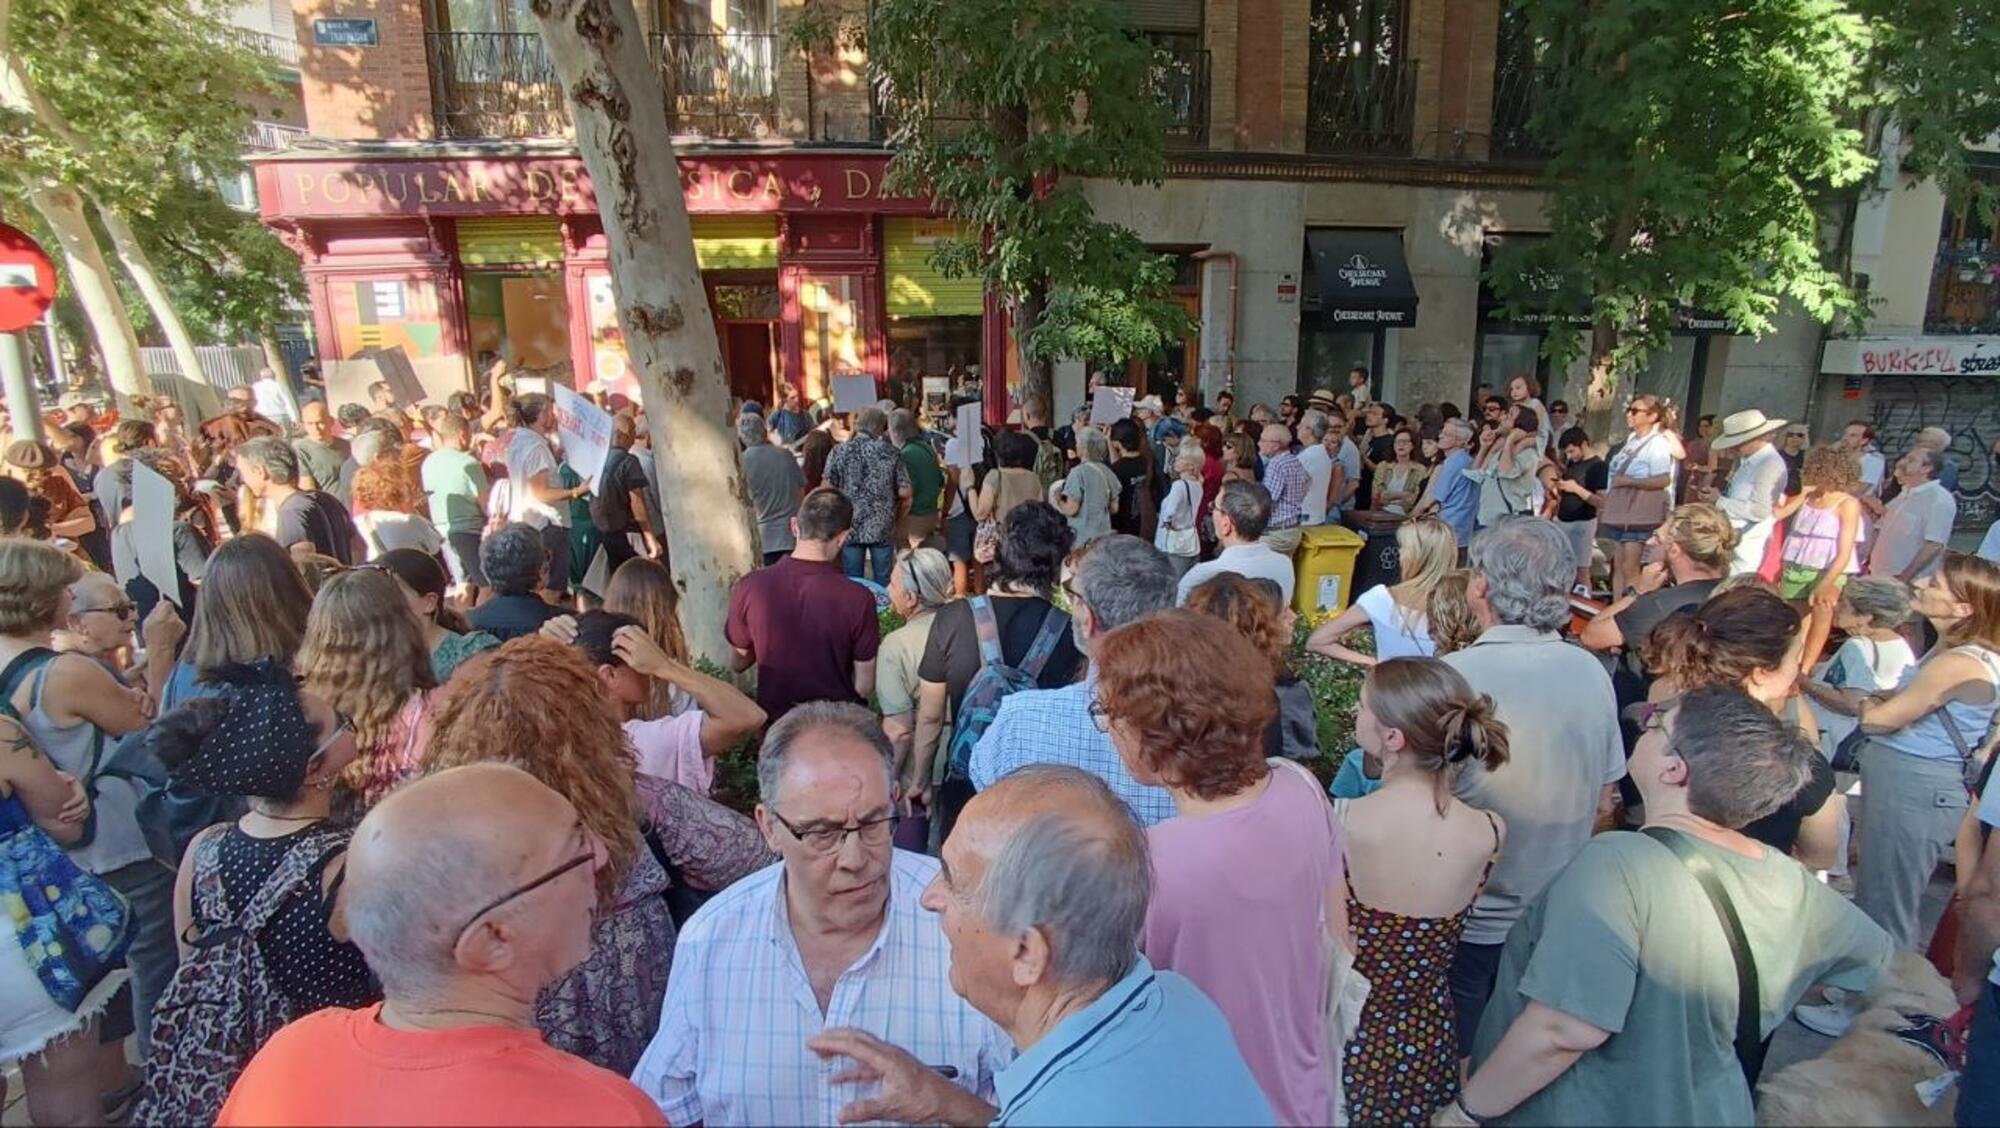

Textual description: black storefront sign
[1304,229,1420,328]
[1478,233,1740,335]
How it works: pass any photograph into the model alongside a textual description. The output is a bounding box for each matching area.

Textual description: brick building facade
[257,0,1814,424]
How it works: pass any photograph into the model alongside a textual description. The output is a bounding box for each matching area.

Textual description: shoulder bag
[1155,480,1200,557]
[1642,826,1768,1087]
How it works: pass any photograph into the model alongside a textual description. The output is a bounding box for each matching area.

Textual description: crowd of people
[0,359,1993,1127]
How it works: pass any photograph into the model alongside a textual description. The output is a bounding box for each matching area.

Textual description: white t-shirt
[1332,438,1363,514]
[1355,583,1436,659]
[1299,445,1335,525]
[1868,479,1956,579]
[1979,519,2000,565]
[504,427,568,529]
[1609,430,1677,482]
[1809,633,1918,759]
[1858,449,1886,495]
[354,509,443,561]
[1157,478,1200,536]
[1178,542,1296,606]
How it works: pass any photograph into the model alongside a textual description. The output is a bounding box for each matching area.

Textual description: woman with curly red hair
[422,637,771,1076]
[1094,608,1342,1125]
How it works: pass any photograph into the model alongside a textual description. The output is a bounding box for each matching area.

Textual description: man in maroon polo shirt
[727,488,881,721]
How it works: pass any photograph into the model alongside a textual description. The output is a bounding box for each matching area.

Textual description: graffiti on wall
[1870,377,2000,532]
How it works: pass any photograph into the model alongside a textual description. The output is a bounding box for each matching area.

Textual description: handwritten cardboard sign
[1089,386,1135,427]
[552,383,613,486]
[952,401,983,469]
[831,373,877,414]
[130,459,182,606]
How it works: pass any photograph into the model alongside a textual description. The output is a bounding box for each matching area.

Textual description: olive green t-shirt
[901,441,944,517]
[1472,830,1891,1127]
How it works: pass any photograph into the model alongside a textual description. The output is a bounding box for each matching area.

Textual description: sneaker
[1573,583,1593,599]
[1792,999,1855,1038]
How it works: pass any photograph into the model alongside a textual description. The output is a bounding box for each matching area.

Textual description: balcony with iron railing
[1490,57,1554,161]
[1153,45,1210,149]
[1306,54,1417,157]
[660,31,778,138]
[1927,246,2000,335]
[424,30,779,140]
[244,120,309,151]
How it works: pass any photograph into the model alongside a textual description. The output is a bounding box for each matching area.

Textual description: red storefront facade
[253,147,1007,417]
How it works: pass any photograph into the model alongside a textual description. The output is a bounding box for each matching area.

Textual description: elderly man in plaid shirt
[631,704,1012,1126]
[1258,424,1310,557]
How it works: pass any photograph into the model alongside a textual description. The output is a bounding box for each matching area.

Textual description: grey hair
[1215,480,1272,539]
[1917,426,1952,451]
[1441,419,1475,443]
[344,802,514,1002]
[1669,684,1815,829]
[1297,410,1329,443]
[1840,575,1913,630]
[1173,442,1206,475]
[975,765,1149,989]
[854,407,889,438]
[888,409,922,446]
[736,414,769,448]
[479,523,547,596]
[352,427,403,468]
[1468,516,1572,632]
[1910,447,1943,478]
[1076,427,1109,464]
[234,436,299,484]
[893,546,954,612]
[756,701,894,807]
[1074,535,1178,629]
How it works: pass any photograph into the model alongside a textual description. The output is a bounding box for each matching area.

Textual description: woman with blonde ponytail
[1336,656,1511,1125]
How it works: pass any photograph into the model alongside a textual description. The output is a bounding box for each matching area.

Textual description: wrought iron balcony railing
[426,30,779,140]
[660,32,778,138]
[1306,54,1417,157]
[1153,45,1210,149]
[426,31,566,139]
[1490,57,1554,160]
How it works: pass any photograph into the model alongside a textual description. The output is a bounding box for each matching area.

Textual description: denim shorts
[1601,524,1658,545]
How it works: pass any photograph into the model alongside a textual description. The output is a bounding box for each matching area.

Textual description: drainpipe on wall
[1192,249,1238,399]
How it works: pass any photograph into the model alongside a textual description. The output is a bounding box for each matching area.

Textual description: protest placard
[580,545,611,599]
[1089,386,1135,427]
[831,373,877,414]
[953,401,984,469]
[368,346,428,406]
[552,383,613,486]
[130,459,182,606]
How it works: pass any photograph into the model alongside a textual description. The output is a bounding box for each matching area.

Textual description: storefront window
[1298,326,1376,397]
[329,277,444,359]
[888,315,980,409]
[464,270,572,381]
[800,274,866,404]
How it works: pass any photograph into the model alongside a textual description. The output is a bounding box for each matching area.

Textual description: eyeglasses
[455,845,597,944]
[1637,696,1680,736]
[767,808,897,855]
[313,712,354,758]
[1087,699,1111,733]
[76,601,136,620]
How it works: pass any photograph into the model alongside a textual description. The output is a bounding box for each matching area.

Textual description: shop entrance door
[707,276,781,404]
[1125,292,1200,399]
[723,322,778,405]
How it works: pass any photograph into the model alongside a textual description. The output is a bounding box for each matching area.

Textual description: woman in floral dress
[422,636,773,1074]
[1338,657,1510,1125]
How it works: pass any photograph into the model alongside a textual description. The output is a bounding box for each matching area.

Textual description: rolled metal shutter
[1867,375,2000,534]
[455,218,564,266]
[691,215,779,270]
[1127,0,1202,32]
[884,218,983,318]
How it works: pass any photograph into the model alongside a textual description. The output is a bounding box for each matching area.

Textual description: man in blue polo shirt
[805,765,1272,1127]
[1412,418,1480,549]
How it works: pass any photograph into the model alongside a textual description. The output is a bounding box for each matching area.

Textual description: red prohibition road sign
[0,224,58,334]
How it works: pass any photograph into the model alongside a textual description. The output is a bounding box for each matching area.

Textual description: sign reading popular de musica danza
[256,155,933,221]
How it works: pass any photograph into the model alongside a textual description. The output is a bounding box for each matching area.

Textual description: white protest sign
[831,373,877,414]
[552,383,613,487]
[953,401,983,469]
[1089,386,1135,427]
[580,544,611,599]
[130,459,182,606]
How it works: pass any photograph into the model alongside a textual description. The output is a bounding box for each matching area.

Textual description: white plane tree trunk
[528,0,758,666]
[27,182,145,401]
[97,203,210,387]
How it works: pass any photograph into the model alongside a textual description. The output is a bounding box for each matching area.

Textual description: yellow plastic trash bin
[1293,525,1366,617]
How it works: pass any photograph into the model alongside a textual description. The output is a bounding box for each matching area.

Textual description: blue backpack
[944,597,1070,780]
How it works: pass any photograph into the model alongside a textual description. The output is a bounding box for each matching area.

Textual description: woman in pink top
[1773,445,1864,671]
[554,609,766,793]
[1095,609,1343,1126]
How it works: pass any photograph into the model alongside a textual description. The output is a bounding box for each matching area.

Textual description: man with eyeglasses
[219,763,663,1126]
[632,702,1012,1126]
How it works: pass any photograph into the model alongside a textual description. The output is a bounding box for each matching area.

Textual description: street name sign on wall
[313,18,378,46]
